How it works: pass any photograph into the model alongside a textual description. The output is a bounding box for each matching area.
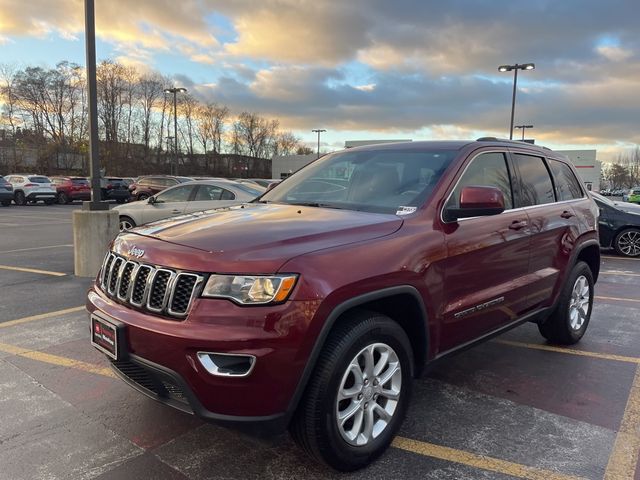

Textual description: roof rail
[475,137,551,151]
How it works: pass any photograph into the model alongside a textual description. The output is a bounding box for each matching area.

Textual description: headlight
[201,274,298,305]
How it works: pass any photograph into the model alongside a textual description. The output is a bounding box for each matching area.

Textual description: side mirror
[444,186,505,222]
[265,181,281,192]
[147,196,156,205]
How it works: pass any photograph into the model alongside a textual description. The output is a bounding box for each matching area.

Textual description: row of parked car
[600,187,640,202]
[0,174,278,207]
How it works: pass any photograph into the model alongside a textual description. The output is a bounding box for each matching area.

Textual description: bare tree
[138,73,164,152]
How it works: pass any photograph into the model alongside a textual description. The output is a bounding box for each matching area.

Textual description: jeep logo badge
[128,246,144,258]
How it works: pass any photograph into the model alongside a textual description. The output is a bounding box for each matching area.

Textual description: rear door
[510,153,583,310]
[142,184,195,223]
[440,151,532,351]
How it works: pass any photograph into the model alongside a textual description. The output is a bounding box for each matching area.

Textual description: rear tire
[290,311,413,471]
[613,228,640,257]
[538,261,594,345]
[14,191,26,206]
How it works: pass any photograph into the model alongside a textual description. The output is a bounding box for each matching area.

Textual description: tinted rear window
[511,154,555,207]
[29,176,50,183]
[72,178,89,186]
[548,160,584,201]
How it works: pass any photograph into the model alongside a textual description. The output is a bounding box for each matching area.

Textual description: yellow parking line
[494,339,640,365]
[596,295,640,304]
[0,342,115,378]
[392,437,583,480]
[604,365,640,479]
[0,306,85,329]
[0,264,66,276]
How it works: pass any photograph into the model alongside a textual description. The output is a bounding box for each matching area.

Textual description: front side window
[548,160,584,201]
[261,149,457,214]
[155,185,194,203]
[446,152,513,210]
[511,154,555,207]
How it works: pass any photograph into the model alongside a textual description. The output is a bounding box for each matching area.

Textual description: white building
[556,150,601,191]
[271,154,316,179]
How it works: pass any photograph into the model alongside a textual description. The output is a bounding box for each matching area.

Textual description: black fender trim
[283,285,429,424]
[570,238,601,283]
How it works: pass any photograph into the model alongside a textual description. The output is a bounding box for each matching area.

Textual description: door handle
[561,210,574,219]
[171,209,181,214]
[509,220,528,230]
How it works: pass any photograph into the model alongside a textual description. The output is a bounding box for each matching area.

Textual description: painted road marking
[495,339,640,364]
[0,264,66,276]
[392,437,584,480]
[0,342,115,378]
[600,270,640,277]
[0,244,73,254]
[602,256,640,261]
[596,295,640,304]
[0,306,85,329]
[604,365,640,479]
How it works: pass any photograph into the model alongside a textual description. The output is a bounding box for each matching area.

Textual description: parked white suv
[5,174,57,205]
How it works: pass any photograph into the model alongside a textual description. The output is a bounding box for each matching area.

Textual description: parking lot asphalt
[0,203,639,480]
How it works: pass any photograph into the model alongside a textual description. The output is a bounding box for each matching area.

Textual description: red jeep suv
[88,139,599,471]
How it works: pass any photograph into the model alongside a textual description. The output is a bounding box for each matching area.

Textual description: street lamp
[312,129,326,159]
[514,124,534,141]
[498,63,535,139]
[164,87,187,175]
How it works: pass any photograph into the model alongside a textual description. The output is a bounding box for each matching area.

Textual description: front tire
[538,261,594,345]
[119,216,136,231]
[613,228,640,257]
[290,311,413,471]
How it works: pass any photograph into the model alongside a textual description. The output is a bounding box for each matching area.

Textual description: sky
[1,0,639,160]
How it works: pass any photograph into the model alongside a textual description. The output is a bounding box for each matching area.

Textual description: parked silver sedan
[115,179,265,231]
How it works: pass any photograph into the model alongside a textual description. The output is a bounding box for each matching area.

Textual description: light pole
[312,129,326,159]
[164,87,187,175]
[514,124,534,141]
[83,0,106,210]
[498,63,535,139]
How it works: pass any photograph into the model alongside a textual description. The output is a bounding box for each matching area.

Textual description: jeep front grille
[99,252,204,319]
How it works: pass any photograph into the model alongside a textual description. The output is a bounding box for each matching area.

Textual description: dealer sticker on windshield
[396,206,417,216]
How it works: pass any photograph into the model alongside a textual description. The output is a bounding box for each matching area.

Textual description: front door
[440,151,532,352]
[143,184,195,223]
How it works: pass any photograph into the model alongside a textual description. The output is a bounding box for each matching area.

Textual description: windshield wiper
[287,201,345,209]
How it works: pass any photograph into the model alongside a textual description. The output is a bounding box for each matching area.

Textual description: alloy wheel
[336,342,402,447]
[568,275,590,331]
[617,230,640,257]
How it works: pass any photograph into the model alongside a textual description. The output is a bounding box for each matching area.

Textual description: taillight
[24,183,37,187]
[106,183,113,189]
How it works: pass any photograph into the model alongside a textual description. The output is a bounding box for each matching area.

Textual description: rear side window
[156,185,194,203]
[447,152,513,210]
[511,154,555,207]
[547,160,584,201]
[194,185,222,201]
[220,189,235,200]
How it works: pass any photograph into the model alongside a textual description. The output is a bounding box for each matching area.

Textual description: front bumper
[104,189,130,200]
[87,286,320,427]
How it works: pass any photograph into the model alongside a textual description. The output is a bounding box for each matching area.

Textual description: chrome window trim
[167,273,204,317]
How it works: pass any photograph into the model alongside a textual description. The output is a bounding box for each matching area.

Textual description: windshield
[261,148,457,214]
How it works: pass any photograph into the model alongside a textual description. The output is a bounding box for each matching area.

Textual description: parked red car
[50,176,91,204]
[129,175,194,201]
[89,139,599,471]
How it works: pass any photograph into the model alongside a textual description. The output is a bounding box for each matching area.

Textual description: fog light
[197,352,256,377]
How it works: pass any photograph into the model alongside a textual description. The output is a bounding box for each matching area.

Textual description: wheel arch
[574,240,600,283]
[286,285,429,422]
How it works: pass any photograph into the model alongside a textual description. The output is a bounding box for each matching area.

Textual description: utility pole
[312,129,326,159]
[83,0,106,210]
[164,87,187,175]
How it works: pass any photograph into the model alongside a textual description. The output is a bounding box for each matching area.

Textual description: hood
[115,203,402,273]
[612,201,640,214]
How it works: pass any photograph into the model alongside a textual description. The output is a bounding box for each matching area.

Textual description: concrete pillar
[73,210,119,277]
